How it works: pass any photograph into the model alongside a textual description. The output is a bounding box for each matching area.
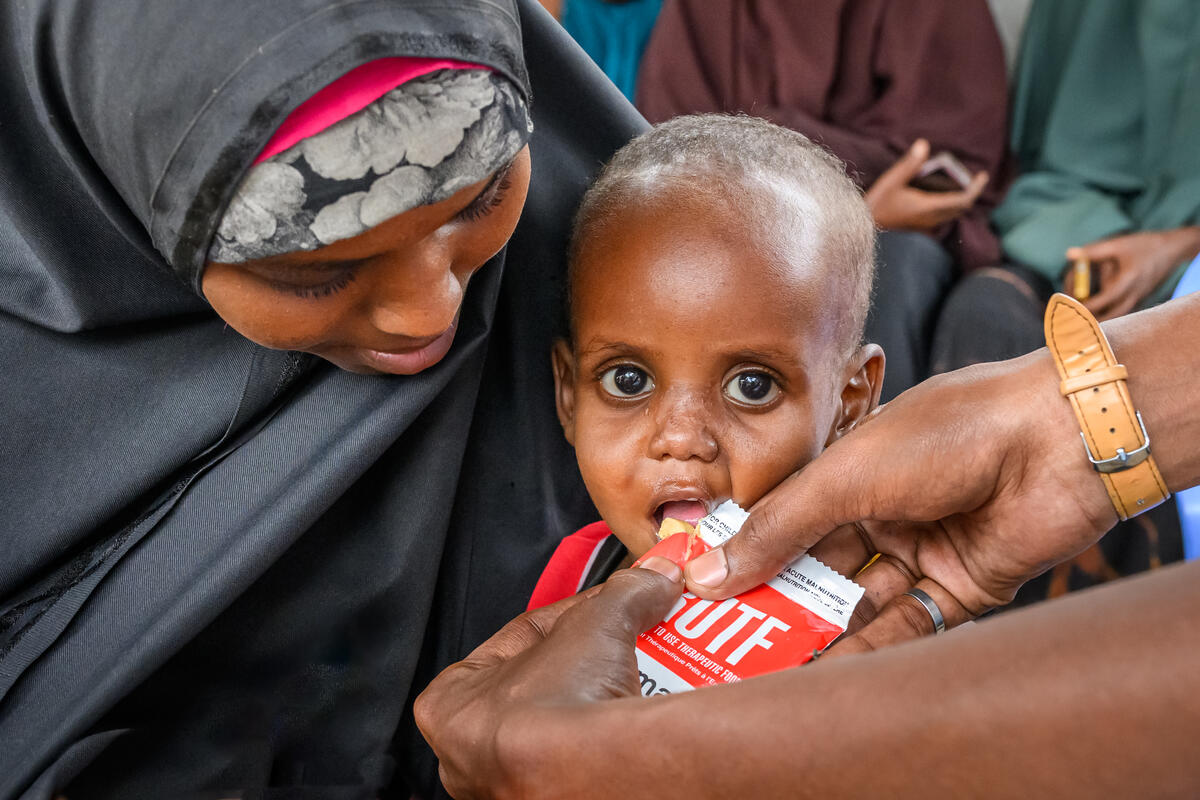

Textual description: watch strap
[1043,293,1169,519]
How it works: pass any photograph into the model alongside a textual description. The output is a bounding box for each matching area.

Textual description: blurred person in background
[930,0,1200,604]
[637,0,1010,401]
[537,0,664,102]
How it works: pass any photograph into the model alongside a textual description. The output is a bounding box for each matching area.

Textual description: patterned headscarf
[207,64,532,264]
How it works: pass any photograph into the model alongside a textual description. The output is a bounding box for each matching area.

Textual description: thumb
[962,170,989,204]
[560,559,686,642]
[684,451,855,599]
[1066,238,1120,263]
[873,139,930,191]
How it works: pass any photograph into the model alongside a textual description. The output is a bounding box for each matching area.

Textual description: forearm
[533,559,1200,798]
[1105,291,1200,491]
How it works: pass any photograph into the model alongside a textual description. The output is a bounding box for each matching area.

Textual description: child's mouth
[653,499,709,527]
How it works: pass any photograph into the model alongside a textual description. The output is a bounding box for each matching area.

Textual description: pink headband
[255,56,493,164]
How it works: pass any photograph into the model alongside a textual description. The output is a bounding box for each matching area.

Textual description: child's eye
[600,365,654,398]
[724,371,779,406]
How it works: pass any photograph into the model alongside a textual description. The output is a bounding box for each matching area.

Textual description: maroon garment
[637,0,1010,269]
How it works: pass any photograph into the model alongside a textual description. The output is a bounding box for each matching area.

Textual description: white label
[693,501,864,629]
[634,646,696,695]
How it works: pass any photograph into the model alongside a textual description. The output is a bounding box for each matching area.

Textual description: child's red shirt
[527,521,629,610]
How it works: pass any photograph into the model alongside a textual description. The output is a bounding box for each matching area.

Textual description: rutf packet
[633,501,863,696]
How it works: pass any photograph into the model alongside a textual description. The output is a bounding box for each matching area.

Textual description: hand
[1066,227,1200,321]
[682,348,1118,654]
[414,560,683,800]
[864,139,989,232]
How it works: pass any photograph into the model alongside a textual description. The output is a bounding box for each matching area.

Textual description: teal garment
[563,0,663,102]
[993,0,1200,294]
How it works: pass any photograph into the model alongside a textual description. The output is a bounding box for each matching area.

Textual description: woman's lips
[354,323,458,375]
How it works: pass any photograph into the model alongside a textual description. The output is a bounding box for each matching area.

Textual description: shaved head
[570,114,876,353]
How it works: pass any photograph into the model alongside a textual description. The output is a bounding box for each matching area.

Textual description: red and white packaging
[633,501,863,696]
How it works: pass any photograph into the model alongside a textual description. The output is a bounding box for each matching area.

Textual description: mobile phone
[910,151,973,193]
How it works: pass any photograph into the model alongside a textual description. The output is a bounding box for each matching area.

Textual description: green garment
[994,0,1200,298]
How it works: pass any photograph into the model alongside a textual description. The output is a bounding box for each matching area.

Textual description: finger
[1067,238,1121,262]
[806,523,874,579]
[872,139,930,192]
[457,589,599,669]
[961,170,989,204]
[918,175,988,221]
[1099,292,1140,321]
[823,577,972,660]
[843,552,918,634]
[1083,271,1133,319]
[684,453,857,598]
[554,563,685,644]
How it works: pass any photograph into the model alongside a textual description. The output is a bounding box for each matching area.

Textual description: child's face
[553,196,883,557]
[202,147,531,375]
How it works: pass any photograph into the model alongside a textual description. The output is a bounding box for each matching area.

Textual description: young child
[529,114,884,607]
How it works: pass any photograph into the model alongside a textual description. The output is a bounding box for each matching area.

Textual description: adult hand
[1066,227,1200,321]
[864,139,989,232]
[682,347,1118,654]
[414,559,683,800]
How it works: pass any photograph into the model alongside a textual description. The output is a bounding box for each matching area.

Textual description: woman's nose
[647,392,719,463]
[367,240,464,338]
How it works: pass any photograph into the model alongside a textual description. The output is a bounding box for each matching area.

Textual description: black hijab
[0,1,642,796]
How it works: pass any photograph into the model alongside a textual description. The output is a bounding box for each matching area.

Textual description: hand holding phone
[910,151,974,193]
[866,141,988,232]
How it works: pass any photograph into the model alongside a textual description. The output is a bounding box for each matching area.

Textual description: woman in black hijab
[0,1,639,797]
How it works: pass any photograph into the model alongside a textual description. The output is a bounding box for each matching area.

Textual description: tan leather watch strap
[1043,293,1169,519]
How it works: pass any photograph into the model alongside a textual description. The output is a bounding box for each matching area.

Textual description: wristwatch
[1043,293,1169,519]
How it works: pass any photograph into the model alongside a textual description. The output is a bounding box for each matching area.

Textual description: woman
[0,0,639,796]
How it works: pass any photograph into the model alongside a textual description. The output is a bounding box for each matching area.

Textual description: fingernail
[685,549,728,589]
[638,556,682,581]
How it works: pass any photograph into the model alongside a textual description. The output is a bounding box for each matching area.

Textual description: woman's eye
[600,365,654,398]
[725,371,779,406]
[456,163,514,222]
[282,270,357,300]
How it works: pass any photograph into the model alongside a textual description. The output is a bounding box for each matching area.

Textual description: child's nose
[648,394,719,463]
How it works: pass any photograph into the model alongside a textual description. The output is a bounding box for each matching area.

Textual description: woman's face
[202,146,531,374]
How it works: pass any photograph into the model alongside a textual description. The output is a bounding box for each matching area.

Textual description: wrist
[1103,294,1200,491]
[1007,348,1118,526]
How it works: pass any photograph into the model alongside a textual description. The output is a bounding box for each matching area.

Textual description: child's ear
[551,339,578,445]
[826,343,885,446]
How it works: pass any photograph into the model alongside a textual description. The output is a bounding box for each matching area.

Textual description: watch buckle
[1080,411,1152,474]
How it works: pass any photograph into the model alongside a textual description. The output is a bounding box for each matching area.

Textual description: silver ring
[904,588,946,635]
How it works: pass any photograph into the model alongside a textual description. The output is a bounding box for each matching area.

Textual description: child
[529,114,885,607]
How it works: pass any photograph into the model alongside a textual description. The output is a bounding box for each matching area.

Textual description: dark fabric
[865,231,956,401]
[930,266,1184,611]
[635,0,1011,271]
[929,264,1052,374]
[0,1,635,797]
[993,0,1200,284]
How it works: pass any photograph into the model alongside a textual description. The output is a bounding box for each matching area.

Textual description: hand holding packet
[632,501,864,696]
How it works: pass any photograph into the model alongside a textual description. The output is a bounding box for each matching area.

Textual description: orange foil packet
[633,501,863,696]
